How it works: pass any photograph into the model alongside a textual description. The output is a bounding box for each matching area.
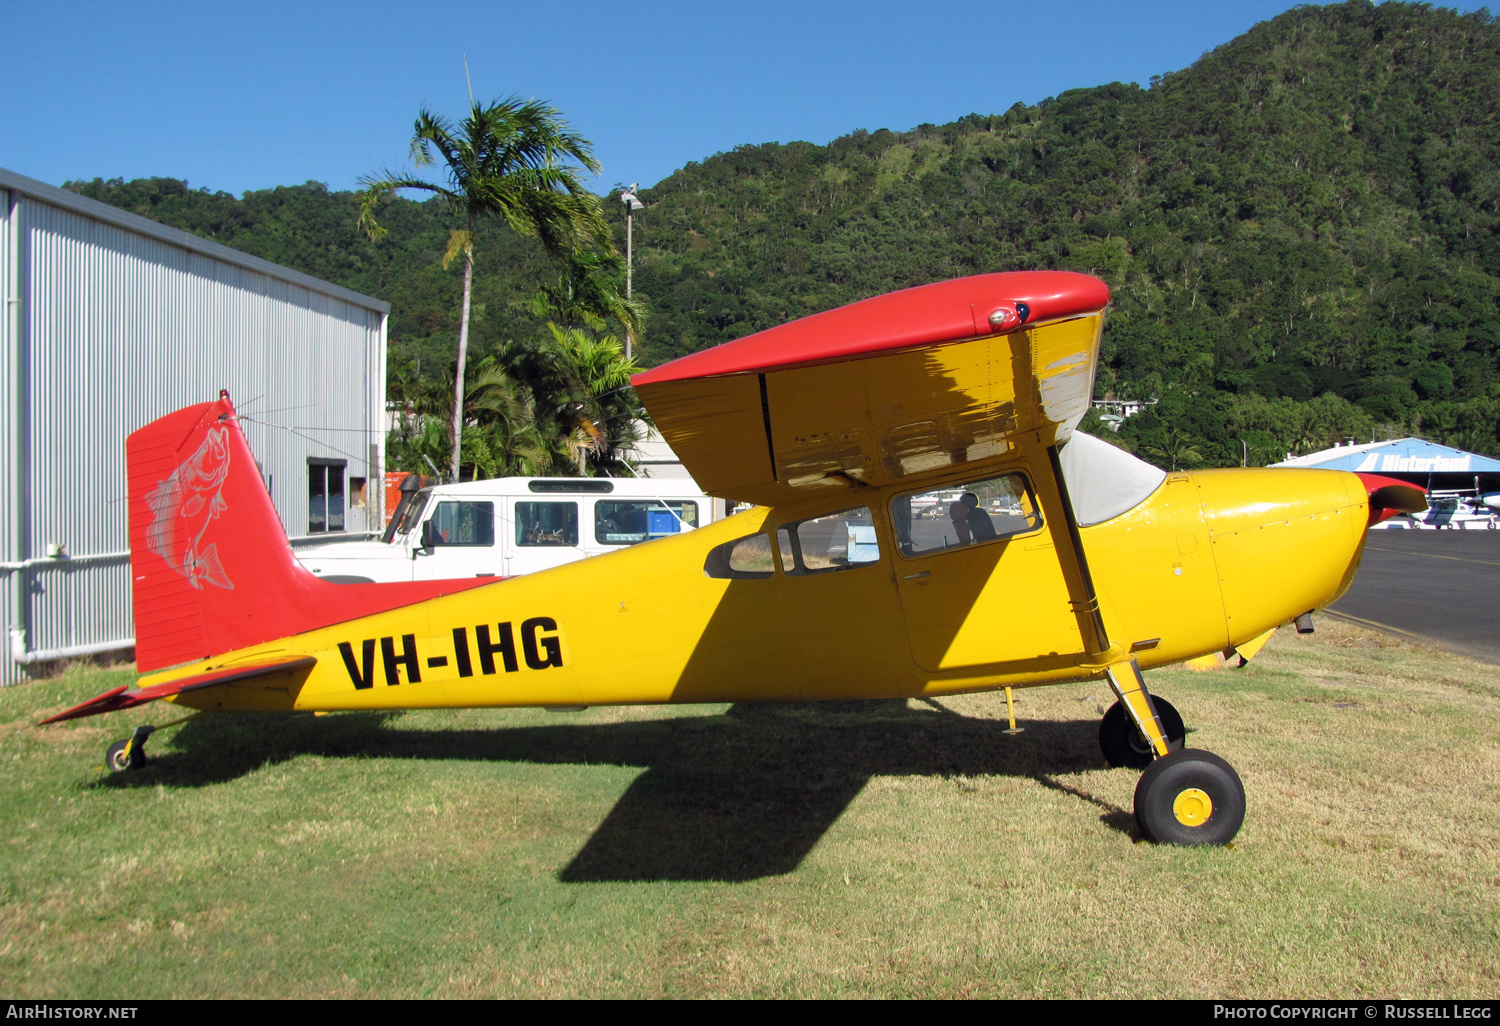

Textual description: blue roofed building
[1273,439,1500,529]
[1272,438,1500,484]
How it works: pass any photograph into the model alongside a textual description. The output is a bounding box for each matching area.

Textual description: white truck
[297,476,728,583]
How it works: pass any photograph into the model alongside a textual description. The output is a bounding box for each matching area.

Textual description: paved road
[1329,529,1500,665]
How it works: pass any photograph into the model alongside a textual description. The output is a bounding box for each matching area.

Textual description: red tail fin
[128,393,491,672]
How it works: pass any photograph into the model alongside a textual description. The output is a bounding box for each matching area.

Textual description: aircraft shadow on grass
[96,700,1135,881]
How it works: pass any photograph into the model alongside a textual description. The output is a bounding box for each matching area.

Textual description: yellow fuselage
[154,466,1368,714]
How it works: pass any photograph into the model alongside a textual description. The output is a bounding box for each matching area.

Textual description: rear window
[776,507,880,576]
[595,500,699,545]
[704,533,777,580]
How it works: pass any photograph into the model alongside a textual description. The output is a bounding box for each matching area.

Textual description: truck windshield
[382,488,431,544]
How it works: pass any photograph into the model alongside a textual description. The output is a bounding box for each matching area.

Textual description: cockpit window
[891,475,1041,557]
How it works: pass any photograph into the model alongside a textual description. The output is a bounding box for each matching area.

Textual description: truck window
[428,501,495,547]
[516,501,578,547]
[595,500,699,545]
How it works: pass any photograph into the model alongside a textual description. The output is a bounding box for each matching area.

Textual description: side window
[308,458,347,533]
[428,501,494,547]
[516,501,578,547]
[704,534,777,580]
[891,473,1042,557]
[777,507,880,576]
[596,500,699,545]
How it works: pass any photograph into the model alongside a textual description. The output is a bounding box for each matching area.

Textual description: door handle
[903,571,930,580]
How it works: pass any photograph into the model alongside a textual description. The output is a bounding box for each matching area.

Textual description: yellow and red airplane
[44,271,1425,846]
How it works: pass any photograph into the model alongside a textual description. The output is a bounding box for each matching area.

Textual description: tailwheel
[104,725,155,772]
[1133,749,1245,846]
[1099,696,1185,769]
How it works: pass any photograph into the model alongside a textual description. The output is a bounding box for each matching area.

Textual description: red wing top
[632,272,1111,506]
[633,271,1109,385]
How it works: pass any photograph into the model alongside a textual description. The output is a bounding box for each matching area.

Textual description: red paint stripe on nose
[1354,473,1428,526]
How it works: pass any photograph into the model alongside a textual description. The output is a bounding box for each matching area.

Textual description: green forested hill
[68,1,1500,467]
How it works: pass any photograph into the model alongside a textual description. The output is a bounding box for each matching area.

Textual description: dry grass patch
[1,624,1497,998]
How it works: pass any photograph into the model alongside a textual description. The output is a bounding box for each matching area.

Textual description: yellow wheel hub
[1172,787,1213,827]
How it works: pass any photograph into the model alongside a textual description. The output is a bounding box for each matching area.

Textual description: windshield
[382,488,431,544]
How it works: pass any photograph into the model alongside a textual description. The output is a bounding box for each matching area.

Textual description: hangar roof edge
[0,165,390,315]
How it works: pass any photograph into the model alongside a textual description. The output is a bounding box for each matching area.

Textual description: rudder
[128,392,492,672]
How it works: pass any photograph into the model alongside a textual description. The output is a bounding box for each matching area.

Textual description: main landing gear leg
[1103,660,1246,845]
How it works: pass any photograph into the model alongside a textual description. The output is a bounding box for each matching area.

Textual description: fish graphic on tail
[145,425,235,590]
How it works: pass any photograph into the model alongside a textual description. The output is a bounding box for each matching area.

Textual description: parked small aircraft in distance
[45,271,1426,845]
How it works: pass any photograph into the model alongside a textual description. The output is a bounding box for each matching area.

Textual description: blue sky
[3,1,1488,197]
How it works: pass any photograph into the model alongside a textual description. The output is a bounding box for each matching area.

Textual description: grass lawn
[2,619,1497,998]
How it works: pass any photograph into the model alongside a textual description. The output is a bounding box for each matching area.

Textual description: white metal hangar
[1,166,390,685]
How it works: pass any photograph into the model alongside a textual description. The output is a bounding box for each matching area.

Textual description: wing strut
[1035,441,1171,758]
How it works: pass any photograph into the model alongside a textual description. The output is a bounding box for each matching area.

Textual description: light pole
[620,183,644,360]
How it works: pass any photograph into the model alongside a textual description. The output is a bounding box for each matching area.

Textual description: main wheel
[1134,748,1245,845]
[1099,697,1185,769]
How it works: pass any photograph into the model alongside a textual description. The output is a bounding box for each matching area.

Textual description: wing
[632,271,1109,508]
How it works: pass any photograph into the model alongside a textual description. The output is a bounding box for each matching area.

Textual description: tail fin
[129,392,492,672]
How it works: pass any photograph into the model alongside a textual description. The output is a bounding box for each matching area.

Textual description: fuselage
[154,464,1370,714]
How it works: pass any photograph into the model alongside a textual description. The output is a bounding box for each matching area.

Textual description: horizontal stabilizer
[39,656,317,724]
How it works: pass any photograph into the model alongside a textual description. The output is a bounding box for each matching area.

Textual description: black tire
[106,740,131,772]
[1099,696,1186,769]
[1134,748,1245,845]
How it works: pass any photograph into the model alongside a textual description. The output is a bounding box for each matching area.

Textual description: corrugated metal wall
[1,170,388,684]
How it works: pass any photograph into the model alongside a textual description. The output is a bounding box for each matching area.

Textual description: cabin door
[891,473,1086,673]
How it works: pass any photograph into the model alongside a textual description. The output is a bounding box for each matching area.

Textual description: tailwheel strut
[106,725,155,772]
[104,711,204,772]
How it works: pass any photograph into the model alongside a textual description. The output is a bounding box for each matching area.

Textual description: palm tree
[359,97,611,481]
[520,249,646,340]
[1145,430,1206,472]
[485,324,644,475]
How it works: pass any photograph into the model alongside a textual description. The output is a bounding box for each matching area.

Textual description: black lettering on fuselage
[452,627,474,677]
[339,620,562,690]
[381,634,422,686]
[338,639,376,690]
[475,623,519,674]
[522,617,563,670]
